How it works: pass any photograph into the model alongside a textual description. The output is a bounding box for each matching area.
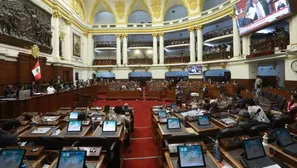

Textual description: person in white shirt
[245,98,270,124]
[47,85,56,94]
[247,0,266,21]
[254,75,262,90]
[113,106,130,130]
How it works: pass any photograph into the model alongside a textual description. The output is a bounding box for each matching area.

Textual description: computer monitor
[171,103,177,109]
[0,149,26,168]
[158,110,167,118]
[274,128,294,147]
[67,121,82,132]
[167,118,181,129]
[57,150,86,168]
[102,120,117,132]
[242,137,266,160]
[198,115,210,126]
[69,112,79,120]
[177,145,206,167]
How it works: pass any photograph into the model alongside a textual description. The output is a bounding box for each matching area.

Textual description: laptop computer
[167,118,181,130]
[177,145,206,167]
[57,150,86,168]
[275,128,297,157]
[69,112,79,120]
[67,121,82,132]
[241,137,278,168]
[102,120,117,135]
[0,149,26,168]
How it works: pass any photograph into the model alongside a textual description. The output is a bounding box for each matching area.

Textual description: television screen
[187,65,202,75]
[235,0,291,35]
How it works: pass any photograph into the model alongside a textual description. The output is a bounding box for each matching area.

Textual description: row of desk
[151,106,297,168]
[9,107,134,168]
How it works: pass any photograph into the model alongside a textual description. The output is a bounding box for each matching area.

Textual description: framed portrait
[73,34,81,57]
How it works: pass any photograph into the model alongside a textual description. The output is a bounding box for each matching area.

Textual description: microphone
[17,145,33,168]
[71,140,80,150]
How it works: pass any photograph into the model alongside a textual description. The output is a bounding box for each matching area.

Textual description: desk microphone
[17,145,33,168]
[70,140,87,168]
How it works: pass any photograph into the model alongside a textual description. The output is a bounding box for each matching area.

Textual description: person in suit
[4,85,15,98]
[0,119,21,148]
[246,0,268,22]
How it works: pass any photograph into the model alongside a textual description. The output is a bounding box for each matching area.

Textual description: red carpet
[93,100,165,168]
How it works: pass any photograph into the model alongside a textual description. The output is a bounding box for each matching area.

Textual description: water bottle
[51,126,57,135]
[262,133,269,154]
[213,139,221,161]
[227,110,230,118]
[285,124,288,129]
[92,120,95,132]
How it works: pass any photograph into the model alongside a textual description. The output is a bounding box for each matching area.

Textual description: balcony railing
[94,42,116,48]
[164,38,190,46]
[128,58,153,65]
[93,59,116,65]
[165,56,190,64]
[247,37,289,58]
[203,51,233,61]
[128,41,153,47]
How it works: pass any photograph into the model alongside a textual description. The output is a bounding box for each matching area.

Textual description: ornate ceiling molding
[115,0,125,20]
[151,0,161,18]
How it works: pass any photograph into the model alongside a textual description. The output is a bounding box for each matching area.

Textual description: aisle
[93,100,167,168]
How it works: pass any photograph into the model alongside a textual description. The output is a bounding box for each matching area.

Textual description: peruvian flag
[32,60,41,81]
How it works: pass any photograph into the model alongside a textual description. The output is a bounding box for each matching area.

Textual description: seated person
[202,99,211,111]
[237,112,260,130]
[23,114,41,126]
[47,85,56,94]
[123,103,132,113]
[284,94,297,121]
[4,85,15,98]
[0,119,21,148]
[245,98,270,124]
[189,98,199,109]
[112,106,130,129]
[102,105,111,116]
[286,94,297,112]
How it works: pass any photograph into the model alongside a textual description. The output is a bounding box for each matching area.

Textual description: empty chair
[269,93,277,101]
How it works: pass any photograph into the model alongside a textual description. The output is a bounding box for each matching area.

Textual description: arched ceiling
[70,0,211,24]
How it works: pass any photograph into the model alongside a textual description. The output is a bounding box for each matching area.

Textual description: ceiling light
[147,50,153,54]
[135,50,141,54]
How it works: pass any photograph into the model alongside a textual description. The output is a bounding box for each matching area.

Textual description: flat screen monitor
[177,145,206,167]
[158,110,167,118]
[102,120,117,132]
[67,121,82,132]
[57,150,86,168]
[69,112,79,120]
[0,149,26,168]
[274,128,294,147]
[242,137,266,160]
[235,0,292,35]
[187,65,202,75]
[198,115,210,126]
[167,118,181,129]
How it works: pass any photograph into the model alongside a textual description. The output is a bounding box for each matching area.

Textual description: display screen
[67,121,82,132]
[0,149,25,168]
[102,120,117,132]
[178,145,206,167]
[69,112,79,120]
[57,151,86,168]
[167,118,181,129]
[187,65,202,75]
[275,128,294,147]
[158,111,167,118]
[243,138,265,160]
[198,116,210,126]
[235,0,291,35]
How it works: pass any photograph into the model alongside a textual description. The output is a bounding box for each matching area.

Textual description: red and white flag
[32,60,41,81]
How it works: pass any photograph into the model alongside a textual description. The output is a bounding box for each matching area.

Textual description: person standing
[176,87,183,108]
[254,75,263,90]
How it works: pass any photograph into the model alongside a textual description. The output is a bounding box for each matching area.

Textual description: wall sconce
[220,63,226,69]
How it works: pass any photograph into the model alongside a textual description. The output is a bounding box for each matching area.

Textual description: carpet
[133,127,153,138]
[124,138,158,158]
[123,158,161,168]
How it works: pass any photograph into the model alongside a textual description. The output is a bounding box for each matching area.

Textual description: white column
[64,20,71,61]
[159,33,164,64]
[242,34,252,56]
[116,34,122,66]
[82,34,88,64]
[196,26,203,62]
[289,14,297,45]
[232,16,241,57]
[189,27,196,63]
[52,11,60,60]
[152,33,158,64]
[87,34,94,65]
[122,34,128,65]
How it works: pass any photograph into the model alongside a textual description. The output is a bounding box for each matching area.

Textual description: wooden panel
[285,81,297,90]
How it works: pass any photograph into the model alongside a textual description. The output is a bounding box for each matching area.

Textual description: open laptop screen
[102,120,117,132]
[69,112,79,120]
[67,121,82,132]
[275,128,294,147]
[167,118,181,129]
[0,149,26,168]
[243,138,266,160]
[158,110,167,118]
[198,115,210,126]
[57,150,86,168]
[178,145,206,167]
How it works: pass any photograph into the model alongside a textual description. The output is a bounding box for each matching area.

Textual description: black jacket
[0,129,18,148]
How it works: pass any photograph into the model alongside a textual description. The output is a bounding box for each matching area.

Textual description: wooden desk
[210,117,236,129]
[269,144,297,166]
[17,125,30,135]
[92,125,124,141]
[187,121,219,136]
[19,126,56,141]
[58,126,90,139]
[221,148,244,168]
[164,151,220,168]
[49,154,106,168]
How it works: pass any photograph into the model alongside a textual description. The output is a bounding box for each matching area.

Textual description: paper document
[263,165,281,168]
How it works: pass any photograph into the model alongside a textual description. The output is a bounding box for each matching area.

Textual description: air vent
[101,25,107,28]
[110,25,116,27]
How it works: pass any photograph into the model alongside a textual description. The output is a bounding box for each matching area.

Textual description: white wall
[73,68,90,82]
[203,0,227,11]
[285,57,297,81]
[94,11,116,24]
[128,11,151,23]
[164,5,188,21]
